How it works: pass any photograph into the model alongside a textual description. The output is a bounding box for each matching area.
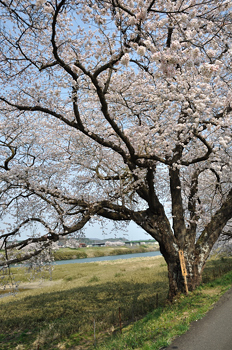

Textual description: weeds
[88,275,100,283]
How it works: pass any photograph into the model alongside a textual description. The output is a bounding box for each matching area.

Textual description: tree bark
[164,250,205,300]
[159,239,209,300]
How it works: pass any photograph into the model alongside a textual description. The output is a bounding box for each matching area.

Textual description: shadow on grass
[202,257,232,284]
[2,257,231,349]
[0,279,168,350]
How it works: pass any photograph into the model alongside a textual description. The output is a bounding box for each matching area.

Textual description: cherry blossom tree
[0,0,231,299]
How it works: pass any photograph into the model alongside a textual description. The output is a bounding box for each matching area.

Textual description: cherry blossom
[0,0,231,299]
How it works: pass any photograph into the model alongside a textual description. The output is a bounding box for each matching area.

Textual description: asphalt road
[164,288,232,350]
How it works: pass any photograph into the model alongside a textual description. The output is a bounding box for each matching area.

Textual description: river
[54,250,161,265]
[0,251,161,299]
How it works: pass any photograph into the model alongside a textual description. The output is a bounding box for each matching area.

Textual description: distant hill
[80,237,127,244]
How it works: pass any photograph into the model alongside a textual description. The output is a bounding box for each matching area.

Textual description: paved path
[164,288,232,350]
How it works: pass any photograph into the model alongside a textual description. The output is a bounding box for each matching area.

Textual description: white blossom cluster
[0,0,231,287]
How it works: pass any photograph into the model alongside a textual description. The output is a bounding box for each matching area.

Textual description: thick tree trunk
[166,256,204,300]
[136,189,232,301]
[167,258,186,299]
[160,243,205,300]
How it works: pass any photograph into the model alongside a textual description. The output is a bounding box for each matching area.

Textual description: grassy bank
[0,255,232,350]
[99,271,232,350]
[53,244,158,261]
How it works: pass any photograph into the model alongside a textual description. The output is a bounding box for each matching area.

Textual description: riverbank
[54,250,161,265]
[1,255,232,350]
[53,244,159,261]
[0,251,161,298]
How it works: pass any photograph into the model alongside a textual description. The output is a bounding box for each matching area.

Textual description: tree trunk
[161,245,206,300]
[167,258,186,299]
[166,257,204,300]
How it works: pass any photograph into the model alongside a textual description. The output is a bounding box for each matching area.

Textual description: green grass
[0,255,232,350]
[99,270,232,350]
[0,256,168,350]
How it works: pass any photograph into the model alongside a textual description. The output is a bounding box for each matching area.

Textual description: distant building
[105,241,125,246]
[125,240,157,246]
[91,242,105,247]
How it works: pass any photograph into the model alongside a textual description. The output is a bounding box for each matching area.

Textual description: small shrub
[64,276,73,282]
[114,272,123,278]
[88,275,100,283]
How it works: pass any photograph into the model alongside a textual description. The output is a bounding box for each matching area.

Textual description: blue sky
[84,220,151,241]
[0,215,151,241]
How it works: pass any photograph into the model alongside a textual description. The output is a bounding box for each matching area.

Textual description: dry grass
[1,255,232,350]
[0,256,168,350]
[53,244,158,261]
